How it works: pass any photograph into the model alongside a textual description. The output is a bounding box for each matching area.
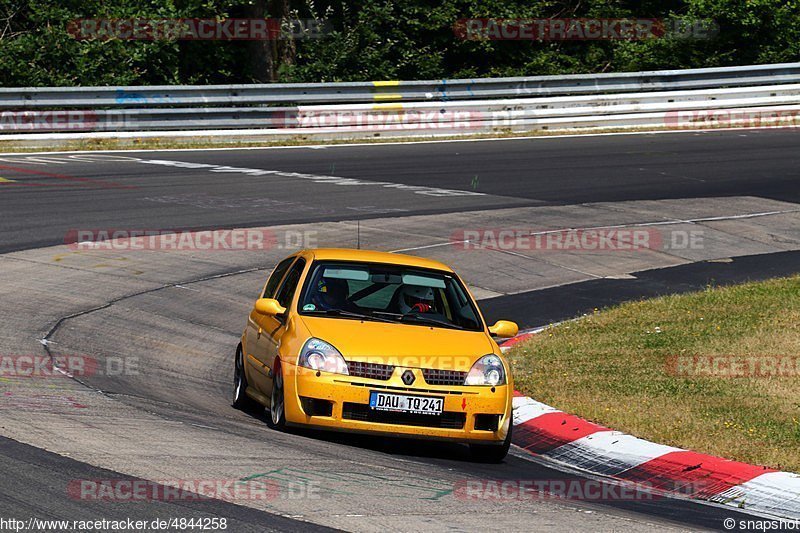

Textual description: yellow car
[233,248,519,462]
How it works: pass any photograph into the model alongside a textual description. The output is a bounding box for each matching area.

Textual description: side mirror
[489,320,519,338]
[254,298,287,316]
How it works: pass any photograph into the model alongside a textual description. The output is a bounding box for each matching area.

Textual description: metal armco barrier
[1,62,800,138]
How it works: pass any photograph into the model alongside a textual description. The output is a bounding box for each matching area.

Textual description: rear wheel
[232,345,259,412]
[267,362,286,430]
[469,419,512,463]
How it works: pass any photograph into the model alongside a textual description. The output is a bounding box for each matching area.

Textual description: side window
[263,257,295,298]
[276,258,306,309]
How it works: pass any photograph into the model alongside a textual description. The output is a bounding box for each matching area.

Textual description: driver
[313,277,349,311]
[398,285,435,314]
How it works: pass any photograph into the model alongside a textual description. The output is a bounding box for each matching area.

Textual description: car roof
[299,248,454,273]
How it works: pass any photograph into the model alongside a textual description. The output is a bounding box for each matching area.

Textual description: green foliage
[0,0,798,86]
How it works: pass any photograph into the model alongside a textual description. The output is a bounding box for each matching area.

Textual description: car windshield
[298,261,483,331]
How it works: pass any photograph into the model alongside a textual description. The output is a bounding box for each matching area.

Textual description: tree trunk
[246,0,296,82]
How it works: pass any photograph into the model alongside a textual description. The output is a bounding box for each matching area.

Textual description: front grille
[342,381,466,395]
[422,368,468,386]
[347,361,395,381]
[342,402,466,429]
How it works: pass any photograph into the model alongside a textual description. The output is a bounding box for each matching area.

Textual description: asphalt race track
[1,128,800,254]
[1,129,799,531]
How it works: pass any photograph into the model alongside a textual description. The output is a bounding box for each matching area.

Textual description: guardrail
[2,62,800,140]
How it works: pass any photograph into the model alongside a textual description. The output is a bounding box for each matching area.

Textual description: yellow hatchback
[233,248,519,462]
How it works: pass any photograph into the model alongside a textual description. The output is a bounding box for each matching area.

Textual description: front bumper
[282,362,512,444]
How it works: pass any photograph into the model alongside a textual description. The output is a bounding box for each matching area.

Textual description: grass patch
[0,128,609,153]
[508,275,800,471]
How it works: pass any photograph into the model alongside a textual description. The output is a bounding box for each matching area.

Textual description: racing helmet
[315,277,348,310]
[398,285,434,314]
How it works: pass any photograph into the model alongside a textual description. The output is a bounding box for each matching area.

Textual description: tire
[267,362,287,430]
[469,419,512,463]
[232,345,260,412]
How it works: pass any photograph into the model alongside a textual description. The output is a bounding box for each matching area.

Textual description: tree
[0,0,797,87]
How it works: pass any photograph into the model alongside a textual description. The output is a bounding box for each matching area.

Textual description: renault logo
[401,370,415,386]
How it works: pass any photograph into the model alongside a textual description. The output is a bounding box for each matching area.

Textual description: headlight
[299,338,349,375]
[464,354,506,386]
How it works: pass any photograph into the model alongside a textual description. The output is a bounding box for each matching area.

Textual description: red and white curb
[502,335,800,520]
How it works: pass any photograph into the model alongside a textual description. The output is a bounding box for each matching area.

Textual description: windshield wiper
[371,311,403,318]
[373,310,465,330]
[398,313,466,330]
[307,309,397,324]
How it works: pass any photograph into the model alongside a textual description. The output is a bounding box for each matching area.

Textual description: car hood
[299,315,496,371]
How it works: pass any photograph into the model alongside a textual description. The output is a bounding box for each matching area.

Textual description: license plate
[369,391,444,415]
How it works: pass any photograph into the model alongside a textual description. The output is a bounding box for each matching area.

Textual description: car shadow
[236,400,480,461]
[304,426,475,459]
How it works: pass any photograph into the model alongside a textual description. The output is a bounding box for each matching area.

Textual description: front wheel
[232,345,260,412]
[267,363,286,430]
[469,419,512,463]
